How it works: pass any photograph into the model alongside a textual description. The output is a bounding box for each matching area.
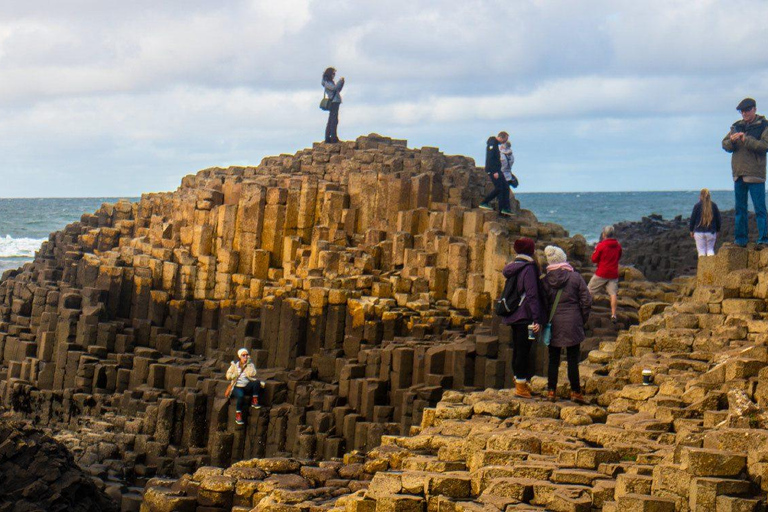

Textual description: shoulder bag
[320,88,337,111]
[540,288,563,346]
[225,364,246,398]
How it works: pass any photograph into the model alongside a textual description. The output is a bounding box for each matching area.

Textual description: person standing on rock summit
[541,245,591,404]
[501,237,545,398]
[479,132,514,216]
[322,67,345,143]
[588,225,622,323]
[723,97,768,248]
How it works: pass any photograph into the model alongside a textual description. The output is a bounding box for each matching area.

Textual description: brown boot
[570,392,588,405]
[547,390,557,402]
[514,381,532,399]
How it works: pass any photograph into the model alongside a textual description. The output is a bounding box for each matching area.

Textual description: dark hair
[323,67,336,82]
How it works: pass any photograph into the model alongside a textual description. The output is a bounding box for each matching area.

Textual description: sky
[1,0,767,197]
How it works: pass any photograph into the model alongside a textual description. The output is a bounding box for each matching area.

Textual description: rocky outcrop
[143,244,768,510]
[0,135,678,509]
[0,416,117,512]
[614,210,757,282]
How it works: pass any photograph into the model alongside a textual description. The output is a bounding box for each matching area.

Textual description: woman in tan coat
[226,348,264,425]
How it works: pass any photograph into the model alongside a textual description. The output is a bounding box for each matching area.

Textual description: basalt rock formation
[0,135,675,510]
[615,210,757,282]
[0,416,118,512]
[141,245,768,511]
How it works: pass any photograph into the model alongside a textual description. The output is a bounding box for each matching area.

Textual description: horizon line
[0,189,737,200]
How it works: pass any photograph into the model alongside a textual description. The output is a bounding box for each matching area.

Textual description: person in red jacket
[588,225,622,322]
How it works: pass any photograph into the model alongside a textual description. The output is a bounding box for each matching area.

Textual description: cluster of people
[500,229,623,403]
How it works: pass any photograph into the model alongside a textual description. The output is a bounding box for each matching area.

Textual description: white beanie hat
[237,348,249,358]
[544,245,567,265]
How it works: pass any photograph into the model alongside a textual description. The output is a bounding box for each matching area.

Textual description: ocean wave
[0,235,45,258]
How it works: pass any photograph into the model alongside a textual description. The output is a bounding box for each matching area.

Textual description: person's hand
[493,173,499,179]
[730,132,741,142]
[531,323,541,333]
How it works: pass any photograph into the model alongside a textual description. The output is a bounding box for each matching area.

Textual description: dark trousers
[482,172,510,211]
[511,324,533,381]
[547,345,580,392]
[232,380,263,412]
[325,102,340,143]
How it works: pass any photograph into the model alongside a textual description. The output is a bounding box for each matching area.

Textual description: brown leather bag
[225,364,246,399]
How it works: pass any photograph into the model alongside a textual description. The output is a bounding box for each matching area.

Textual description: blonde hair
[699,188,713,229]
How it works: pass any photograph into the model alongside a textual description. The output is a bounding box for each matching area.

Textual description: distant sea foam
[0,235,46,258]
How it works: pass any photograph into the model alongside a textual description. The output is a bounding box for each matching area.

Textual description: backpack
[495,263,529,317]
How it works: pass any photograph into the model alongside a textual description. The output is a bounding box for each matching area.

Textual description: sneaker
[478,203,493,211]
[235,411,245,425]
[547,390,556,402]
[611,315,617,324]
[251,396,261,409]
[500,209,514,217]
[570,392,588,405]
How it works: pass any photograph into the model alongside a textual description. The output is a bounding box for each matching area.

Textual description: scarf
[546,262,573,272]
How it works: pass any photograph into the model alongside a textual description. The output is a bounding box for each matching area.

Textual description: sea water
[0,191,738,274]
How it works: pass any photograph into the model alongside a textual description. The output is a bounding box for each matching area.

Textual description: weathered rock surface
[0,416,117,511]
[141,244,768,511]
[0,135,682,509]
[614,211,757,282]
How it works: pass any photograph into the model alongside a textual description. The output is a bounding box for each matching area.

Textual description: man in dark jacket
[479,132,513,216]
[723,98,768,247]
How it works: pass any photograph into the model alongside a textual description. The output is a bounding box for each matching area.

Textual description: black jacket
[689,201,721,234]
[485,137,501,175]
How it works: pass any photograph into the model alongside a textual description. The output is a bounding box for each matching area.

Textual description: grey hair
[602,225,615,238]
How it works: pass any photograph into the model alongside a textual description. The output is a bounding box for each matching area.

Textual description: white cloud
[0,0,766,196]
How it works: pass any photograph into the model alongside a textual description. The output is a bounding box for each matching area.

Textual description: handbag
[541,288,563,346]
[319,88,337,111]
[225,363,246,398]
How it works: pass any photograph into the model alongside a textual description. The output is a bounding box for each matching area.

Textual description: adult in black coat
[479,132,512,215]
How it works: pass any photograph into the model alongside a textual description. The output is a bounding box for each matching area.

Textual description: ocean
[0,191,737,274]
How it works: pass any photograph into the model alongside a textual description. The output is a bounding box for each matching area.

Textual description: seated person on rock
[226,348,265,425]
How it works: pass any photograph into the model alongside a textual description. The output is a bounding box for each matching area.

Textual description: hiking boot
[478,203,493,211]
[570,392,588,405]
[235,411,245,425]
[251,396,261,409]
[514,381,532,399]
[547,390,557,402]
[500,209,514,217]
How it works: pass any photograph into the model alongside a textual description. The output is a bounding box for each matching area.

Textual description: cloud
[0,0,766,197]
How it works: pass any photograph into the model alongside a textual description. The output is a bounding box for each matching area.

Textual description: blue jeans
[734,178,768,245]
[231,380,263,412]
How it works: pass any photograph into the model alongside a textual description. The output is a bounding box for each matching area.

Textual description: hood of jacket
[544,267,571,289]
[599,238,620,250]
[503,258,533,279]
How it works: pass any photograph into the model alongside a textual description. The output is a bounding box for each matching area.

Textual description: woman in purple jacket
[541,245,592,404]
[501,237,546,398]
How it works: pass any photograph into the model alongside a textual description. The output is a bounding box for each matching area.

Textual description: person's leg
[734,178,749,246]
[587,275,604,297]
[693,232,707,257]
[707,233,717,255]
[232,387,246,412]
[498,175,511,212]
[610,294,618,318]
[511,324,528,381]
[748,182,768,244]
[482,175,501,206]
[607,279,619,319]
[566,345,581,393]
[328,103,340,143]
[547,346,560,391]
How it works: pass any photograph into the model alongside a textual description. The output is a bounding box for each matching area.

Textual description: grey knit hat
[544,245,567,265]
